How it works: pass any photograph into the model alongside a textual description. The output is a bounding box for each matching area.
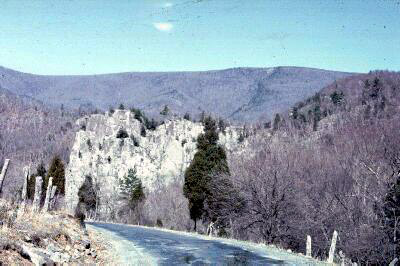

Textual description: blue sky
[0,0,399,75]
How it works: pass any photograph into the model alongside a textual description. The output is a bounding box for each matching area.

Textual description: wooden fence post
[0,159,10,194]
[306,235,312,257]
[389,258,398,266]
[50,186,57,210]
[32,176,43,212]
[20,166,30,212]
[327,230,338,263]
[42,177,53,212]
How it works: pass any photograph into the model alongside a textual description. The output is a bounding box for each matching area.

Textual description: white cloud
[163,2,173,8]
[153,22,173,32]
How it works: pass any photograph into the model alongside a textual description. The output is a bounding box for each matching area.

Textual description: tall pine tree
[46,155,65,195]
[183,116,229,231]
[119,168,145,210]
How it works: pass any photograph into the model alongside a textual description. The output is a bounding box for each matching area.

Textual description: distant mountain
[0,66,354,122]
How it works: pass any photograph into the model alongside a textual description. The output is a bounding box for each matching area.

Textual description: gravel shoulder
[87,223,158,265]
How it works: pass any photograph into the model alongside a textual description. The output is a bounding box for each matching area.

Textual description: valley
[1,68,399,265]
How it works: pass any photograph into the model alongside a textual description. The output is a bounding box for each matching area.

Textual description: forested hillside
[0,66,352,122]
[208,71,400,264]
[0,87,78,197]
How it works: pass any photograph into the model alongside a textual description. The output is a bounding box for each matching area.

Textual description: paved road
[88,222,321,265]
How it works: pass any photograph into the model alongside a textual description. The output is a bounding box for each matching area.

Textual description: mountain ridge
[0,65,355,122]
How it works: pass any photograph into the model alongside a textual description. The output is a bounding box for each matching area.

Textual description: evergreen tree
[183,116,229,231]
[77,175,97,213]
[273,113,281,130]
[27,162,46,200]
[46,155,65,195]
[119,168,145,210]
[330,91,344,105]
[183,112,191,121]
[160,105,170,116]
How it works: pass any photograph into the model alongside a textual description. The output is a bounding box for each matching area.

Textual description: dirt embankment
[0,200,112,265]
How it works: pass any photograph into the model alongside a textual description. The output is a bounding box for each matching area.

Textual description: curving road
[87,222,323,265]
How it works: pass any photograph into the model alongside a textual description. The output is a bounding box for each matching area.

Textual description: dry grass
[0,200,112,264]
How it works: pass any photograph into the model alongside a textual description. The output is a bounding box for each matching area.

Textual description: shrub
[183,112,191,121]
[156,218,163,227]
[86,139,92,150]
[145,118,158,131]
[76,175,97,226]
[140,125,147,137]
[238,133,245,143]
[330,91,344,105]
[130,134,139,147]
[116,128,129,138]
[160,105,169,116]
[181,139,187,147]
[130,108,143,122]
[218,119,226,134]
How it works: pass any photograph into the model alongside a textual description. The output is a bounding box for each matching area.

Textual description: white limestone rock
[65,110,239,215]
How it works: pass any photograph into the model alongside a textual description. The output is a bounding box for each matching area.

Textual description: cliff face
[65,110,239,215]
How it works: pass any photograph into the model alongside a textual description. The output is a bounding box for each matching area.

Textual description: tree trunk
[0,159,10,195]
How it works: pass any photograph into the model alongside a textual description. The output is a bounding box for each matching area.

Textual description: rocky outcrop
[0,204,110,265]
[65,110,239,216]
